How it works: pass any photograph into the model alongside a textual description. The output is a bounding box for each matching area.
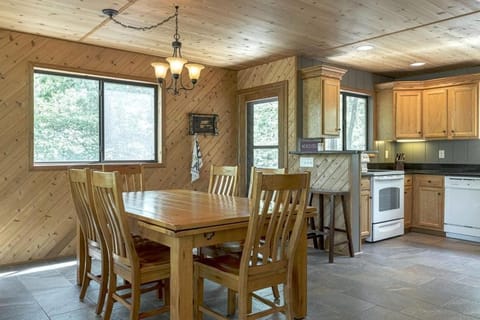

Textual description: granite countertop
[367,163,480,177]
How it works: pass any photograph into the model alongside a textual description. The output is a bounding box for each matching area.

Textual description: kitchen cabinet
[360,177,371,239]
[301,65,347,138]
[423,84,478,139]
[404,175,413,229]
[412,175,444,231]
[448,84,478,138]
[423,88,448,138]
[375,74,480,141]
[395,90,423,139]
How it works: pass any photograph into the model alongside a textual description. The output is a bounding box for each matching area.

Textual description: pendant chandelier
[102,6,204,96]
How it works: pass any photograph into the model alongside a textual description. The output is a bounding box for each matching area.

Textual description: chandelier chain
[108,11,177,31]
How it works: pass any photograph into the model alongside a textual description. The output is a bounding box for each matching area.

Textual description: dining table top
[123,189,252,232]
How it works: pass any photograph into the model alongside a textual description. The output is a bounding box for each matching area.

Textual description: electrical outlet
[299,157,314,168]
[439,149,445,159]
[385,150,389,159]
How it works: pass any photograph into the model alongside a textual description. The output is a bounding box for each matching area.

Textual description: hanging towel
[191,134,203,182]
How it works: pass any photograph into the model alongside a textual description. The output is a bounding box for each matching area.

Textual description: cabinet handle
[336,128,341,131]
[428,180,431,183]
[418,131,422,134]
[443,130,446,133]
[437,192,441,196]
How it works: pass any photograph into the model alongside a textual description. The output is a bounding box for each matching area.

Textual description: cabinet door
[375,89,394,141]
[395,91,423,139]
[448,84,478,138]
[303,76,322,138]
[423,88,448,138]
[322,78,341,136]
[414,186,444,231]
[404,185,413,228]
[360,189,371,238]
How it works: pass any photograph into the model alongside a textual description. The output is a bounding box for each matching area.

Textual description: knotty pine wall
[0,29,237,266]
[237,56,299,172]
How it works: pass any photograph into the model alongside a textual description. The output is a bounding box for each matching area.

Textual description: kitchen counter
[368,163,480,177]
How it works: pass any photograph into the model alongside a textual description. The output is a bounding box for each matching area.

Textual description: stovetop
[365,169,405,176]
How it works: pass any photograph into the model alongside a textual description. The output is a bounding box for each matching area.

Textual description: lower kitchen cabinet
[404,175,413,229]
[360,177,371,239]
[412,175,444,231]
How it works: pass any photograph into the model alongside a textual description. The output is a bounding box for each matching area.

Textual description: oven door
[372,175,404,223]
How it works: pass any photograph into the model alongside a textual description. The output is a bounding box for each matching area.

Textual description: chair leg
[95,256,108,314]
[328,195,335,263]
[341,195,355,257]
[272,285,280,303]
[130,280,141,320]
[79,255,91,300]
[103,271,116,320]
[238,289,248,320]
[227,289,236,315]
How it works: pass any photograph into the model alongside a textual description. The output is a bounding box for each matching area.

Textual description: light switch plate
[299,157,314,168]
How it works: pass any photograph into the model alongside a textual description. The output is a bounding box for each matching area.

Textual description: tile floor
[1,232,480,319]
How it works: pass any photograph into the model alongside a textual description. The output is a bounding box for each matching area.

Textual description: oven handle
[373,175,404,181]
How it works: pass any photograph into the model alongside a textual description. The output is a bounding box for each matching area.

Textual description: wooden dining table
[122,189,310,320]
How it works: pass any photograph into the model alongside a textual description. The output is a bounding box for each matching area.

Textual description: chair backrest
[208,165,239,196]
[240,172,310,277]
[68,168,103,248]
[247,167,287,199]
[102,164,144,192]
[91,170,138,267]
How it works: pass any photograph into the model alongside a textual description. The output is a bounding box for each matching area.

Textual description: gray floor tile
[2,232,480,320]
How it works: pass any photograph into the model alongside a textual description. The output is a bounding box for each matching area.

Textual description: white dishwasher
[444,176,480,242]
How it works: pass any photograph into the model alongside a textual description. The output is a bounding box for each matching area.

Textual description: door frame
[237,81,288,196]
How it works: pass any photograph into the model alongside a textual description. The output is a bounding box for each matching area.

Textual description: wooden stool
[308,189,354,263]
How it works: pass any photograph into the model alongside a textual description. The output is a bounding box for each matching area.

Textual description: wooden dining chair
[102,164,144,192]
[68,168,108,315]
[208,165,239,196]
[194,171,311,320]
[91,170,170,320]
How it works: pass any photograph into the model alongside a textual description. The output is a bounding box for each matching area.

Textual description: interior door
[237,81,287,196]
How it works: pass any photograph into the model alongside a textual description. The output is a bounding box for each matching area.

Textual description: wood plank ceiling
[1,0,480,77]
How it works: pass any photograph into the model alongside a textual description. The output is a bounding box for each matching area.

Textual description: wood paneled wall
[0,29,237,266]
[237,56,299,172]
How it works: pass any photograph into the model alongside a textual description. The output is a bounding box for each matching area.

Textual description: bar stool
[308,189,354,263]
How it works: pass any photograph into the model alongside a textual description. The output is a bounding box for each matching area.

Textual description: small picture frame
[189,113,219,135]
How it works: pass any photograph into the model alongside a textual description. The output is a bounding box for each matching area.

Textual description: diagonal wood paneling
[0,29,237,266]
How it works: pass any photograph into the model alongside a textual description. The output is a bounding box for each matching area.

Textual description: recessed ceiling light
[356,45,374,51]
[410,62,426,67]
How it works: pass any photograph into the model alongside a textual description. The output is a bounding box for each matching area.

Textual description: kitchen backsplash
[372,139,480,164]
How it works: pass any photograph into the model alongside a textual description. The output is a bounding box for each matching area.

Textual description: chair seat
[199,254,241,274]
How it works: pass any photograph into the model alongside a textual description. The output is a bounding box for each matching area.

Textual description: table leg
[292,220,308,318]
[170,237,194,320]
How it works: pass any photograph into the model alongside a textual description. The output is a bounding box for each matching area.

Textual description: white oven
[366,170,404,242]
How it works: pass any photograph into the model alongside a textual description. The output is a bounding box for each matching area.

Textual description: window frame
[340,91,369,151]
[325,91,369,151]
[29,64,164,170]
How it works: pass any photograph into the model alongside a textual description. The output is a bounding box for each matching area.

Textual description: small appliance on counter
[394,153,405,170]
[360,152,370,173]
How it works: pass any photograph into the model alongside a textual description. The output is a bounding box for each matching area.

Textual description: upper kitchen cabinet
[375,73,480,141]
[448,84,478,138]
[301,65,347,138]
[395,90,423,139]
[423,84,478,139]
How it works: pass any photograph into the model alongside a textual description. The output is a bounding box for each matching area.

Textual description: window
[33,68,159,165]
[325,92,368,151]
[247,98,279,169]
